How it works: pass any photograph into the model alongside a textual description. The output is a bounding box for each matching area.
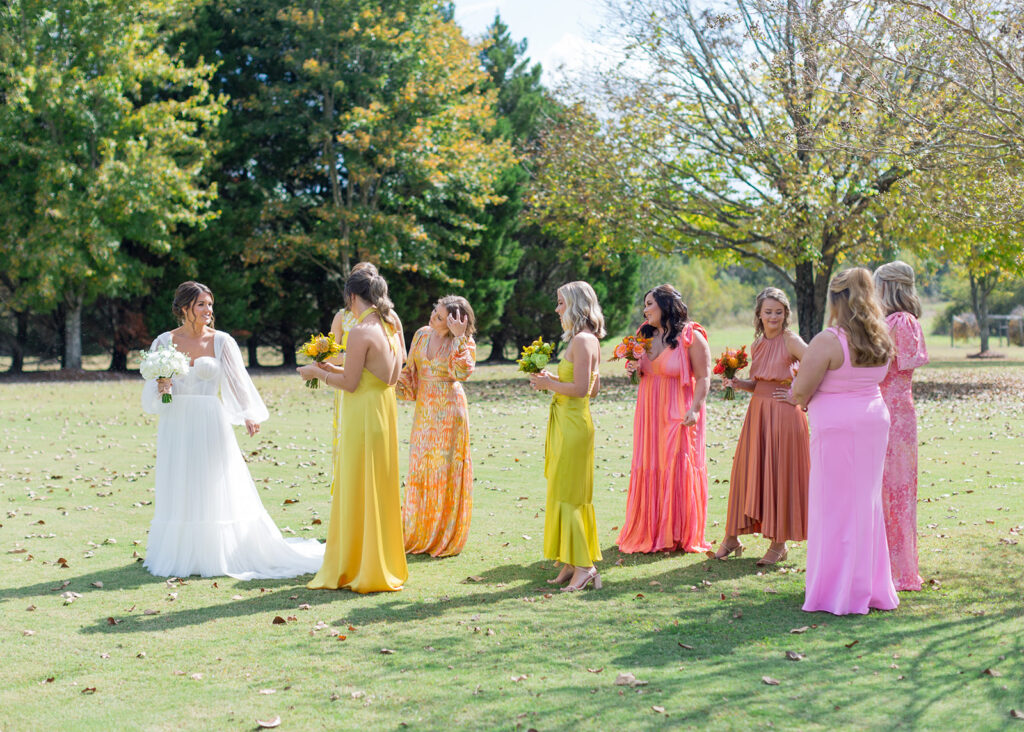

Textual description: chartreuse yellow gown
[543,357,602,567]
[308,308,408,593]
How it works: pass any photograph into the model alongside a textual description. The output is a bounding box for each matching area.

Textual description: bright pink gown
[879,312,929,591]
[803,328,898,615]
[617,322,711,554]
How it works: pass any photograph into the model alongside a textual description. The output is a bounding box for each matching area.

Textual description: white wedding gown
[141,331,324,580]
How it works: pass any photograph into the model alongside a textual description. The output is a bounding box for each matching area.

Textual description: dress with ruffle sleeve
[879,311,929,591]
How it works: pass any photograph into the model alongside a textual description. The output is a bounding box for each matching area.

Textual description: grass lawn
[1,347,1023,730]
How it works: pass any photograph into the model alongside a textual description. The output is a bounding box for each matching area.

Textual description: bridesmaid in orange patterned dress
[874,262,929,591]
[397,296,476,557]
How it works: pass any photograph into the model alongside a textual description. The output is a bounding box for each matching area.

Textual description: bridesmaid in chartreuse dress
[874,261,929,591]
[397,295,476,557]
[529,281,605,592]
[791,268,898,615]
[297,267,408,593]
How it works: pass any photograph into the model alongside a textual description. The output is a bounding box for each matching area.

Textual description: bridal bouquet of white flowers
[140,344,190,403]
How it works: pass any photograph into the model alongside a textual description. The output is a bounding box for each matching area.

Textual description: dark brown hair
[172,281,214,327]
[437,295,476,336]
[638,284,688,348]
[344,267,399,330]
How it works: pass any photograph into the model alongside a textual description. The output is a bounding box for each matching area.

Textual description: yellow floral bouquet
[298,332,343,389]
[517,337,554,374]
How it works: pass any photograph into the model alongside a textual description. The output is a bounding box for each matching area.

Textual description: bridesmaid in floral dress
[397,296,476,557]
[874,261,929,591]
[617,284,712,554]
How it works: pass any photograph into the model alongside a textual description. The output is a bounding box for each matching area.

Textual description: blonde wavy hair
[873,260,922,318]
[753,287,791,339]
[558,281,607,342]
[828,268,893,366]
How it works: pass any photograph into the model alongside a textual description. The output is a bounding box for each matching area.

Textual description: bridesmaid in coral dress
[874,261,929,591]
[297,268,408,593]
[530,281,605,591]
[712,287,809,566]
[792,268,897,615]
[617,284,712,554]
[397,295,476,557]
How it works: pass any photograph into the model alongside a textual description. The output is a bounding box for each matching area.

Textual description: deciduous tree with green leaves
[0,0,223,369]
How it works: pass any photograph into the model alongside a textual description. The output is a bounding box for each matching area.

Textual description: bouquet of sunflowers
[712,346,749,400]
[517,337,554,374]
[298,333,343,389]
[612,334,652,385]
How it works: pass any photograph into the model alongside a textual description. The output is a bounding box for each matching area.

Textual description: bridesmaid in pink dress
[874,261,929,591]
[791,268,898,615]
[617,284,712,554]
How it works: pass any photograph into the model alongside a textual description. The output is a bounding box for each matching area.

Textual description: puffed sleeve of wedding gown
[141,332,170,415]
[218,332,270,425]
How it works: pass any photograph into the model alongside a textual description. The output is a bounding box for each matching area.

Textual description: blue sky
[451,0,606,82]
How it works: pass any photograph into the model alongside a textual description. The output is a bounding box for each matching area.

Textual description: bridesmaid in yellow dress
[397,295,476,557]
[529,281,605,592]
[296,267,408,593]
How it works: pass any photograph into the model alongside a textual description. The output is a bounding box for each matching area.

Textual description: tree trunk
[794,261,828,342]
[247,337,260,368]
[109,349,128,372]
[8,310,28,373]
[969,271,992,354]
[486,330,511,363]
[279,335,297,367]
[64,292,84,370]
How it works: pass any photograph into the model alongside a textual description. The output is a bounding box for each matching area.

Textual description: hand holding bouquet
[140,344,191,403]
[298,333,343,389]
[517,337,554,374]
[612,334,652,385]
[712,346,749,400]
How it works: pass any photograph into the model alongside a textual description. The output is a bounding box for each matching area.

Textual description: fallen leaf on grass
[231,595,243,600]
[271,616,287,625]
[91,581,103,588]
[41,677,54,684]
[587,667,604,673]
[790,626,810,634]
[61,591,82,605]
[81,687,96,694]
[26,605,36,612]
[845,640,859,649]
[297,603,311,611]
[311,518,322,525]
[143,609,160,616]
[337,635,347,641]
[259,689,276,695]
[762,676,780,686]
[190,673,203,680]
[255,716,281,729]
[652,706,666,714]
[678,643,694,650]
[1010,709,1024,720]
[283,498,299,504]
[461,576,485,584]
[614,672,648,688]
[23,630,35,636]
[983,668,1003,677]
[379,648,395,655]
[785,651,805,661]
[511,675,528,682]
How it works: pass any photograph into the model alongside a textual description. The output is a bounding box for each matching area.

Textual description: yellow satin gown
[543,358,602,567]
[308,309,408,593]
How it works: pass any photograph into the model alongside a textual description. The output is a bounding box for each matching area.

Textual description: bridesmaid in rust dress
[712,288,809,565]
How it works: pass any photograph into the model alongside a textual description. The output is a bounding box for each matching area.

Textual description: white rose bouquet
[140,344,191,403]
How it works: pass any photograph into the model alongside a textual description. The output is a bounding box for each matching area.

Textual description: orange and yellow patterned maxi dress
[397,326,476,556]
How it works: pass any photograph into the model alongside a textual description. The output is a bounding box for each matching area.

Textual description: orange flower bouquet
[612,334,652,385]
[712,346,749,400]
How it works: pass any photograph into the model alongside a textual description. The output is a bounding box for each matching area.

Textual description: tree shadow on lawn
[74,545,751,635]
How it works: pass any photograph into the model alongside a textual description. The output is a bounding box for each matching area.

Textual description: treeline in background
[2,0,1023,372]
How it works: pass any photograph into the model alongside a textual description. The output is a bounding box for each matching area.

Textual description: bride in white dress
[141,281,324,580]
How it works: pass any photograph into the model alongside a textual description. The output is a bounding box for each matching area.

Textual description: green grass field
[2,338,1023,730]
